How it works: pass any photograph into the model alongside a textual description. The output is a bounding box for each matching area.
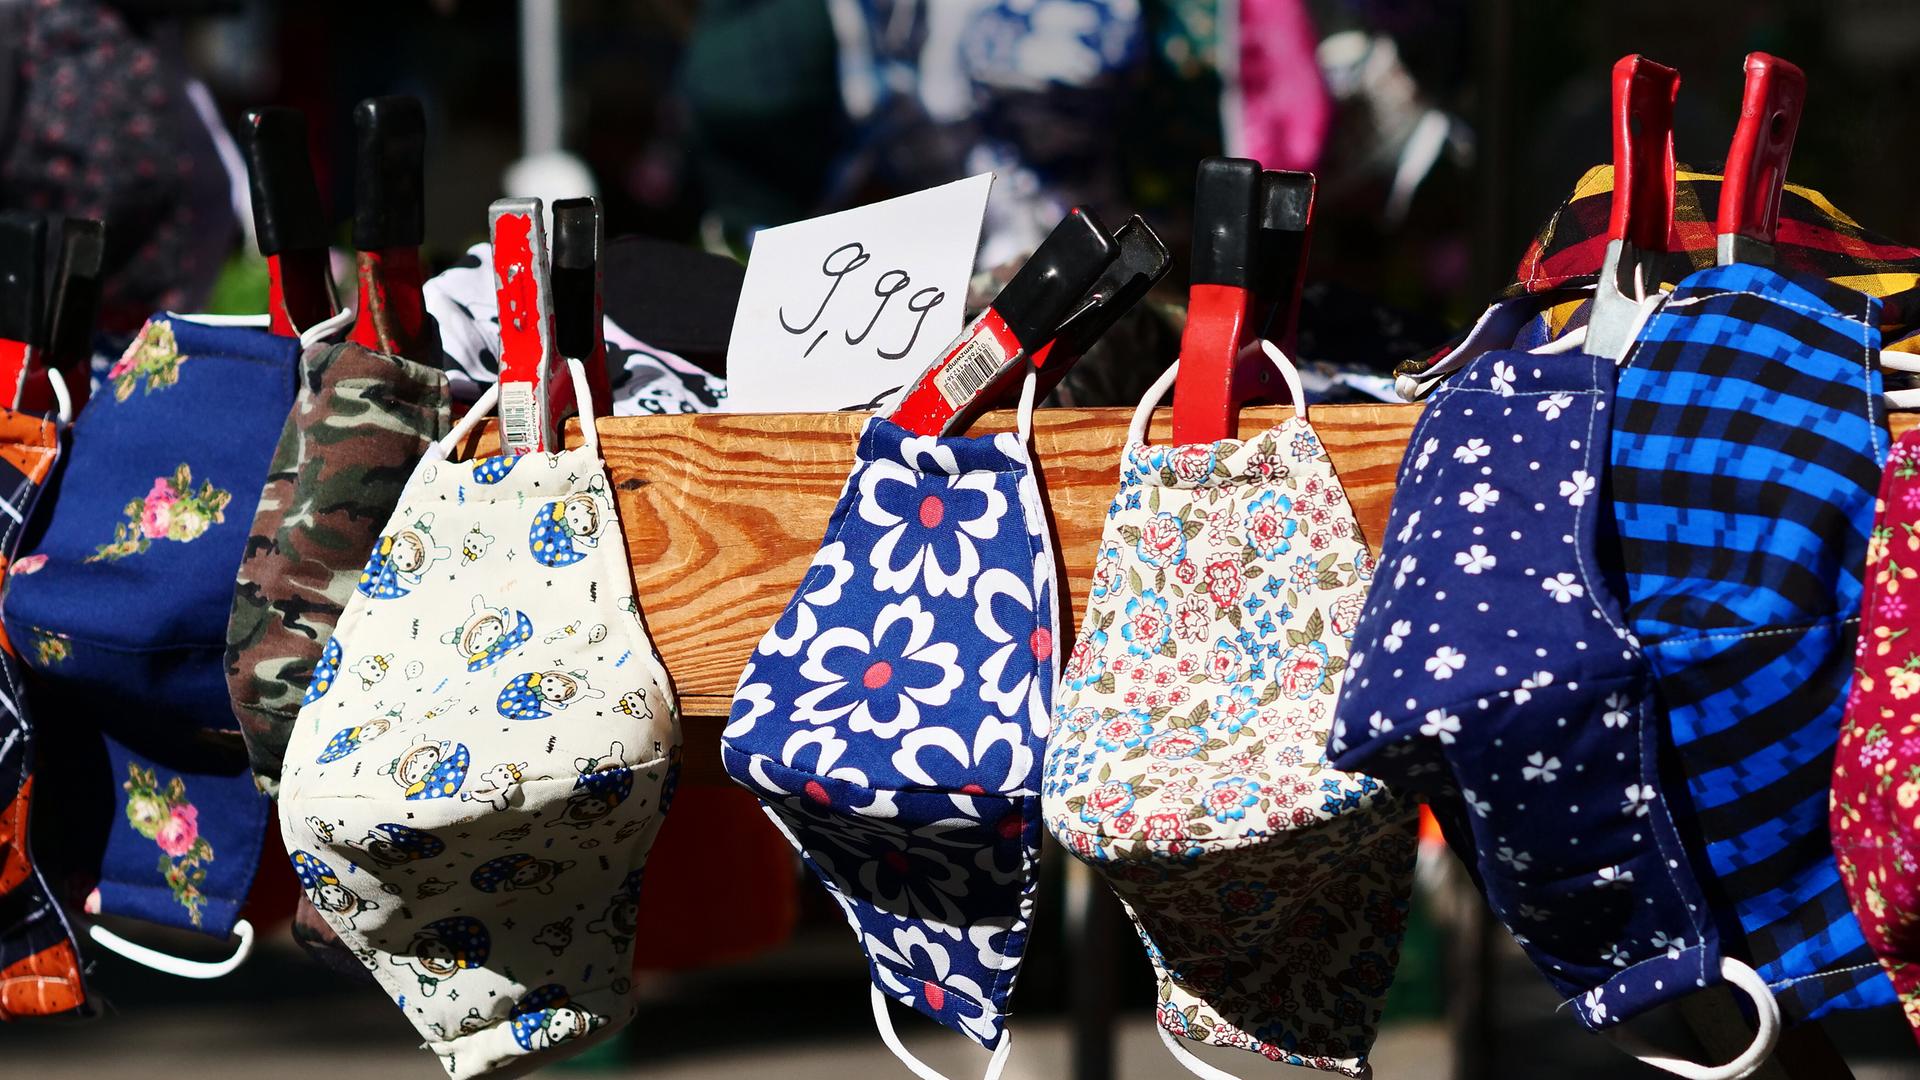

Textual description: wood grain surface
[481,406,1916,784]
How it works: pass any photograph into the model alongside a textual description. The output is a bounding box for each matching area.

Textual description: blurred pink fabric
[1236,0,1331,172]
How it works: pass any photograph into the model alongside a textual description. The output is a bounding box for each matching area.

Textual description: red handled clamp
[0,212,47,409]
[489,198,567,455]
[1587,54,1679,360]
[1026,215,1174,405]
[551,197,614,420]
[19,217,105,416]
[1716,53,1805,267]
[241,107,338,339]
[1172,159,1316,444]
[349,96,432,358]
[888,208,1119,436]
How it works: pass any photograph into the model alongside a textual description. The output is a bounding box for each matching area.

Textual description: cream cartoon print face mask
[278,359,680,1079]
[1042,347,1419,1079]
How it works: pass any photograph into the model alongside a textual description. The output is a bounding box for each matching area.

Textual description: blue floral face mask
[5,310,353,977]
[725,376,1056,1080]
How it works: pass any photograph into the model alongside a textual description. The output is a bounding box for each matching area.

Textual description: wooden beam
[479,404,1916,786]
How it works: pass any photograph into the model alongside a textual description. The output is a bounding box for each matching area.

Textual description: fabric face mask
[0,407,88,1018]
[4,312,349,966]
[1331,343,1781,1078]
[226,339,450,975]
[1043,347,1418,1079]
[1611,265,1897,1022]
[228,340,451,795]
[1835,426,1920,1044]
[277,358,680,1080]
[724,374,1056,1079]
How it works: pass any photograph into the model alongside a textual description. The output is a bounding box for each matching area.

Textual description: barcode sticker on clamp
[935,337,1010,411]
[499,382,538,453]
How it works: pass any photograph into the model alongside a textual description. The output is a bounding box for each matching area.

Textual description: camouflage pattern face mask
[225,341,448,973]
[226,340,451,796]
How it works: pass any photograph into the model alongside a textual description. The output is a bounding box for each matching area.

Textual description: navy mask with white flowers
[1332,339,1782,1080]
[724,375,1056,1080]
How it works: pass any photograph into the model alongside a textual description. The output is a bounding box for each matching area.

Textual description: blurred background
[5,0,1920,1077]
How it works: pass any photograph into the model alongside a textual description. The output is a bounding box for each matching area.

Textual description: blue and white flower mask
[725,374,1056,1080]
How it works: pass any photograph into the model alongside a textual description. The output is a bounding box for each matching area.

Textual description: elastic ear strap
[1129,341,1307,448]
[298,305,358,349]
[565,355,599,453]
[437,359,598,458]
[439,383,502,455]
[1618,292,1665,364]
[1530,326,1590,356]
[1014,366,1039,448]
[1129,360,1183,447]
[1256,340,1308,421]
[1887,386,1920,410]
[1622,957,1780,1080]
[88,918,254,980]
[1156,1023,1248,1080]
[47,367,71,426]
[868,985,1013,1080]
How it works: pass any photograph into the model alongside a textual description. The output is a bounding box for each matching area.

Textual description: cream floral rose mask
[1043,347,1417,1079]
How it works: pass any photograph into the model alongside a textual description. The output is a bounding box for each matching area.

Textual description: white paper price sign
[724,173,992,412]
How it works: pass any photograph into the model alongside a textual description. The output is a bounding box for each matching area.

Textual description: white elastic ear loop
[565,356,600,454]
[1127,342,1307,447]
[869,985,1013,1080]
[298,306,357,349]
[87,918,254,980]
[438,382,502,456]
[46,367,72,426]
[1127,359,1182,446]
[1157,1024,1257,1080]
[435,359,600,457]
[1882,352,1920,408]
[1530,325,1590,355]
[1013,365,1039,447]
[1619,957,1780,1080]
[1256,340,1310,421]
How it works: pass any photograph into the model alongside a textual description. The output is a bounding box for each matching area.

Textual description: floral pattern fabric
[4,315,303,941]
[278,435,680,1080]
[724,416,1057,1051]
[1835,426,1920,1043]
[1331,349,1728,1033]
[88,463,231,562]
[107,318,188,400]
[119,764,214,925]
[1042,416,1417,1076]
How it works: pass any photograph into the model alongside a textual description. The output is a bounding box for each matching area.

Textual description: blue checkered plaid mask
[1611,264,1900,1022]
[1333,340,1783,1079]
[724,376,1056,1080]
